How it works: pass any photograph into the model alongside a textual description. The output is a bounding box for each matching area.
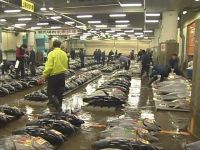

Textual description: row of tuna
[83,71,132,109]
[0,77,44,97]
[0,112,85,149]
[153,73,191,111]
[101,64,120,73]
[24,70,101,102]
[0,105,24,126]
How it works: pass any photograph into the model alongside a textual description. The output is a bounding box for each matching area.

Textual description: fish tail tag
[138,138,150,145]
[34,137,47,145]
[50,129,62,135]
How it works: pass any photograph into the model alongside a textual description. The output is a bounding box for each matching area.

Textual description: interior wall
[2,31,26,50]
[84,40,151,55]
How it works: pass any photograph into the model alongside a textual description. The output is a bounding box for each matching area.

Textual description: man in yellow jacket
[43,40,68,112]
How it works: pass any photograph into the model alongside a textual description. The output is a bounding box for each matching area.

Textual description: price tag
[35,137,46,145]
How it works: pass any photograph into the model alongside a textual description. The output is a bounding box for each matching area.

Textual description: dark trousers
[30,63,36,76]
[47,73,65,111]
[141,65,150,76]
[81,58,84,68]
[16,60,25,79]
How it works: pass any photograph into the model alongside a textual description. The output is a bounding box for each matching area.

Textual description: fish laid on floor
[0,135,54,150]
[38,112,85,127]
[0,105,24,118]
[24,92,48,101]
[26,119,77,137]
[13,126,65,145]
[92,138,159,150]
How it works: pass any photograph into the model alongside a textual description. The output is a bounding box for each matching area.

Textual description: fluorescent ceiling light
[14,23,26,27]
[113,34,120,37]
[115,20,130,23]
[4,9,21,13]
[0,19,6,22]
[40,7,47,11]
[183,11,187,15]
[134,32,143,35]
[83,33,91,35]
[145,13,160,17]
[77,15,93,18]
[145,20,159,23]
[49,7,54,10]
[18,18,32,21]
[144,37,149,39]
[120,3,142,7]
[95,25,107,28]
[37,22,49,26]
[144,30,153,33]
[106,30,115,33]
[195,0,200,1]
[115,24,128,28]
[109,14,126,17]
[124,30,134,33]
[89,30,97,33]
[51,16,62,19]
[31,27,41,30]
[88,21,101,24]
[65,21,75,25]
[117,32,126,35]
[51,26,61,29]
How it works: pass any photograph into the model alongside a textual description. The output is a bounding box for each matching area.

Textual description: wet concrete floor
[0,73,196,150]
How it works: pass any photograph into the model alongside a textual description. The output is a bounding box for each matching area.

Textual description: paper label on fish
[15,60,20,69]
[34,137,46,145]
[50,129,62,135]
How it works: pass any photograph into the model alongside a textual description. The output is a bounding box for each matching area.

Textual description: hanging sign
[36,29,79,35]
[21,0,34,12]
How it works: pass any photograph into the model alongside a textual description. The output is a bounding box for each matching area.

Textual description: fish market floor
[0,75,197,150]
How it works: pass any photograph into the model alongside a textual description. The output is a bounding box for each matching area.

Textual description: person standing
[102,51,106,66]
[79,48,85,68]
[97,49,101,64]
[29,46,36,76]
[16,44,27,79]
[115,50,118,59]
[169,54,180,75]
[108,50,114,62]
[141,50,151,77]
[43,40,68,112]
[93,49,98,62]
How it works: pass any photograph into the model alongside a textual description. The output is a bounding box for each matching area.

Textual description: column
[0,27,2,50]
[160,11,178,42]
[189,19,200,137]
[28,31,35,47]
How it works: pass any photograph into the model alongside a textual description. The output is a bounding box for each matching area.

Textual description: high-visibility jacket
[43,48,68,78]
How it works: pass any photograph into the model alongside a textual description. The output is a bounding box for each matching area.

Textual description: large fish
[24,92,48,101]
[26,119,76,136]
[38,112,85,127]
[0,105,24,118]
[0,135,54,150]
[0,112,15,124]
[13,126,65,145]
[2,84,15,93]
[92,138,159,150]
[0,86,9,97]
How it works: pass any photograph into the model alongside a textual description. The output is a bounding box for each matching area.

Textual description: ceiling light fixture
[183,11,187,15]
[77,15,93,18]
[115,20,130,23]
[145,20,159,23]
[88,21,101,24]
[144,30,153,33]
[109,14,126,17]
[115,24,128,28]
[49,7,54,10]
[0,19,6,22]
[145,13,161,17]
[4,9,21,13]
[37,22,49,26]
[134,32,144,35]
[95,25,107,28]
[51,16,62,19]
[65,21,75,25]
[117,32,126,35]
[50,26,61,29]
[40,7,47,11]
[195,0,199,2]
[133,28,143,30]
[119,3,142,7]
[18,18,32,21]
